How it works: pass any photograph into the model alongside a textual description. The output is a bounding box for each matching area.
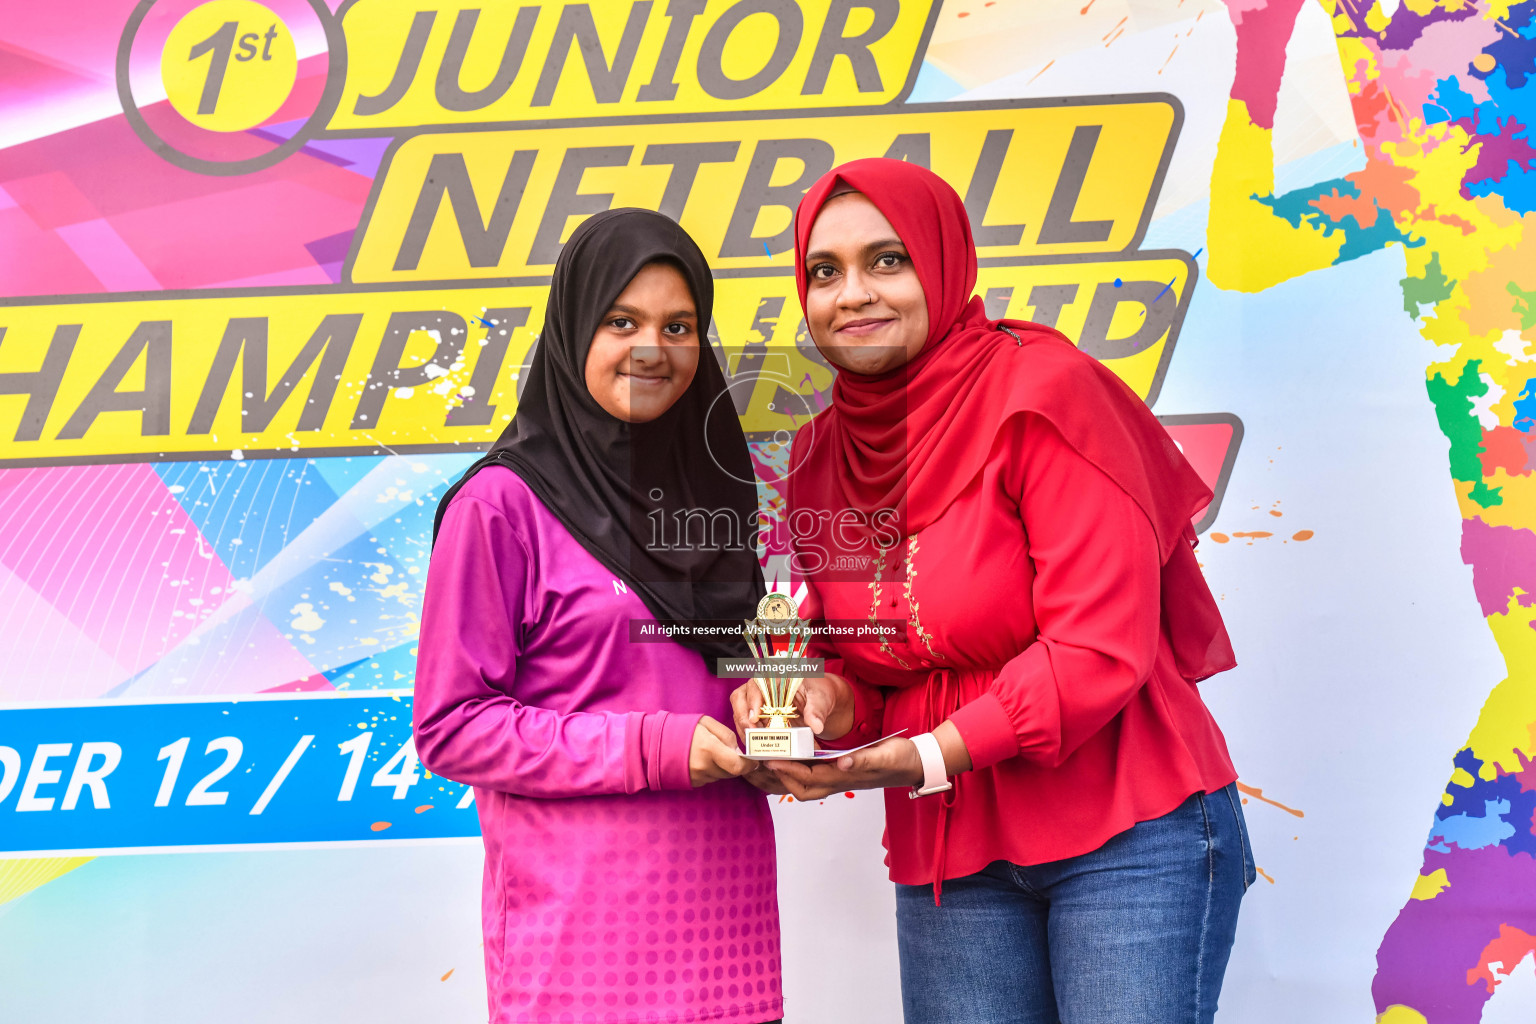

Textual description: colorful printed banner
[0,251,1205,464]
[4,0,1535,1021]
[346,96,1180,281]
[326,0,942,129]
[0,692,475,856]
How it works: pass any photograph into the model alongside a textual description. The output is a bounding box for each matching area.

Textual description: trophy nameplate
[742,592,817,759]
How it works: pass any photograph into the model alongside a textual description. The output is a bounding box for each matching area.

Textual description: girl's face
[584,261,701,423]
[802,192,930,376]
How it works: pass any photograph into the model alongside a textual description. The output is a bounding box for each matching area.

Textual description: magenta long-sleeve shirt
[414,466,782,1024]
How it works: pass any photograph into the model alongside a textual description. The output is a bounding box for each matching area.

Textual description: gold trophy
[743,592,817,758]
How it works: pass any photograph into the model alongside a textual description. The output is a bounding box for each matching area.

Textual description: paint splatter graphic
[1208,2,1536,1019]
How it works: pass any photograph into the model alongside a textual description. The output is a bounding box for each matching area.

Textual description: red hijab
[789,158,1234,683]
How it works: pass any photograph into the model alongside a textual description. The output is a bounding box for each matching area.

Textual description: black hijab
[433,208,763,661]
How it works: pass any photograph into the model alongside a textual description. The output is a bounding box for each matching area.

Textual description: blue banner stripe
[0,692,479,854]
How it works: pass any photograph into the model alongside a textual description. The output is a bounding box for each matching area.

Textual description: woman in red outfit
[732,159,1254,1023]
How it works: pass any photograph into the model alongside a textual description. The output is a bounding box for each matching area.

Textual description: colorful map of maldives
[1209,0,1536,1019]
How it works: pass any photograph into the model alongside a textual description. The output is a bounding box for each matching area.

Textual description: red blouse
[804,413,1239,889]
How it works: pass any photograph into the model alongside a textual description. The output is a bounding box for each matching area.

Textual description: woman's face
[584,261,701,423]
[803,192,929,376]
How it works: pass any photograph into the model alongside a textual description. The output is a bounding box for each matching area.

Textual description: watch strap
[909,732,953,798]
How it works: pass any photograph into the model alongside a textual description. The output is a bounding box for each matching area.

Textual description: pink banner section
[0,463,320,700]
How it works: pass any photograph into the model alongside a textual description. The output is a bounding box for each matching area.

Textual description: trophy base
[745,726,815,758]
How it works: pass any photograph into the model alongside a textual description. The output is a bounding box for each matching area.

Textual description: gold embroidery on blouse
[905,533,940,659]
[868,543,910,669]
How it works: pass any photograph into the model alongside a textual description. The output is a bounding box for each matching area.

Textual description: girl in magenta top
[415,209,783,1024]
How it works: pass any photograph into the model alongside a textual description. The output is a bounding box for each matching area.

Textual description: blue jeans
[895,784,1254,1024]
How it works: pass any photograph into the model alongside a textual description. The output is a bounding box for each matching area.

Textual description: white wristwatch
[909,732,954,798]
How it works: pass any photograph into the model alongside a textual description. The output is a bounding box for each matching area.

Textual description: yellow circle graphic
[161,0,297,132]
